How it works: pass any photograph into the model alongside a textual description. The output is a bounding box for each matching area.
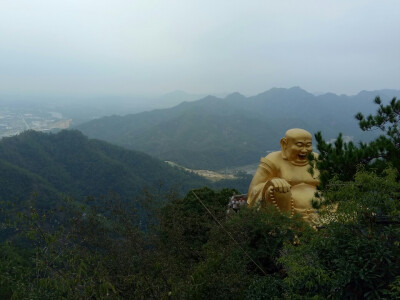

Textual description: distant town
[0,107,71,138]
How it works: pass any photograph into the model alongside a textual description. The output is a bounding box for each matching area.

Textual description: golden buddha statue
[247,128,319,220]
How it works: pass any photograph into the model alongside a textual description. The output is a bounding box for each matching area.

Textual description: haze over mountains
[0,91,210,126]
[76,87,400,170]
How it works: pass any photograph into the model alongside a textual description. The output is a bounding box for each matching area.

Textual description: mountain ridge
[76,87,400,170]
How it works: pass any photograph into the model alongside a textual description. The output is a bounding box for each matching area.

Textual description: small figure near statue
[227,194,247,213]
[247,128,319,221]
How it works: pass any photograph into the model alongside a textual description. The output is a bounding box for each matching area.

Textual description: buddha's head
[280,128,313,166]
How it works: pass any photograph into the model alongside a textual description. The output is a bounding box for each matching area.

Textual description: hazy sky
[0,0,399,97]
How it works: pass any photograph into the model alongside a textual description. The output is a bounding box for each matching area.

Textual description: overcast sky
[0,0,399,97]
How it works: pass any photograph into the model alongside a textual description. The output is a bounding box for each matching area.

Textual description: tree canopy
[310,96,399,188]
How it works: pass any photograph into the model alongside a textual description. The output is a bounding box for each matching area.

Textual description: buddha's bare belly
[291,183,316,210]
[269,182,317,215]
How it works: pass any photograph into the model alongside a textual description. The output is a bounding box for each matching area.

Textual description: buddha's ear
[280,137,288,159]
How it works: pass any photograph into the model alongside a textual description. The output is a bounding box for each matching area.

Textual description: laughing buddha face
[280,128,313,166]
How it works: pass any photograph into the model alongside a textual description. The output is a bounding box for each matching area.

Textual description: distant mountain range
[76,87,400,170]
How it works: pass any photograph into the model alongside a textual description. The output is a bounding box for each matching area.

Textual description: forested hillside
[76,87,400,170]
[2,97,399,299]
[0,130,250,208]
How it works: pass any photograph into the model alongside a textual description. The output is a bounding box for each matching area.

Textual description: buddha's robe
[247,151,319,216]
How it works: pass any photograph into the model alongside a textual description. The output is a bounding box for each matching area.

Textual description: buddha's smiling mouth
[298,154,307,160]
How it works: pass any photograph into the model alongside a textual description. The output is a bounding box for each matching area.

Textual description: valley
[165,161,238,181]
[0,106,71,138]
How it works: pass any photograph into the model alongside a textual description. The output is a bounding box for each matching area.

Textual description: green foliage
[320,168,400,217]
[244,276,286,300]
[280,169,400,299]
[0,242,32,299]
[186,207,307,299]
[159,187,236,264]
[1,174,399,299]
[356,96,400,171]
[0,187,306,299]
[310,96,400,187]
[0,195,147,299]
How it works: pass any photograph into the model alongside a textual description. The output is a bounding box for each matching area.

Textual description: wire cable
[191,191,267,276]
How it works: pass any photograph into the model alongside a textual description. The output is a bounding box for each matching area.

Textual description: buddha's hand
[261,178,292,212]
[269,178,291,193]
